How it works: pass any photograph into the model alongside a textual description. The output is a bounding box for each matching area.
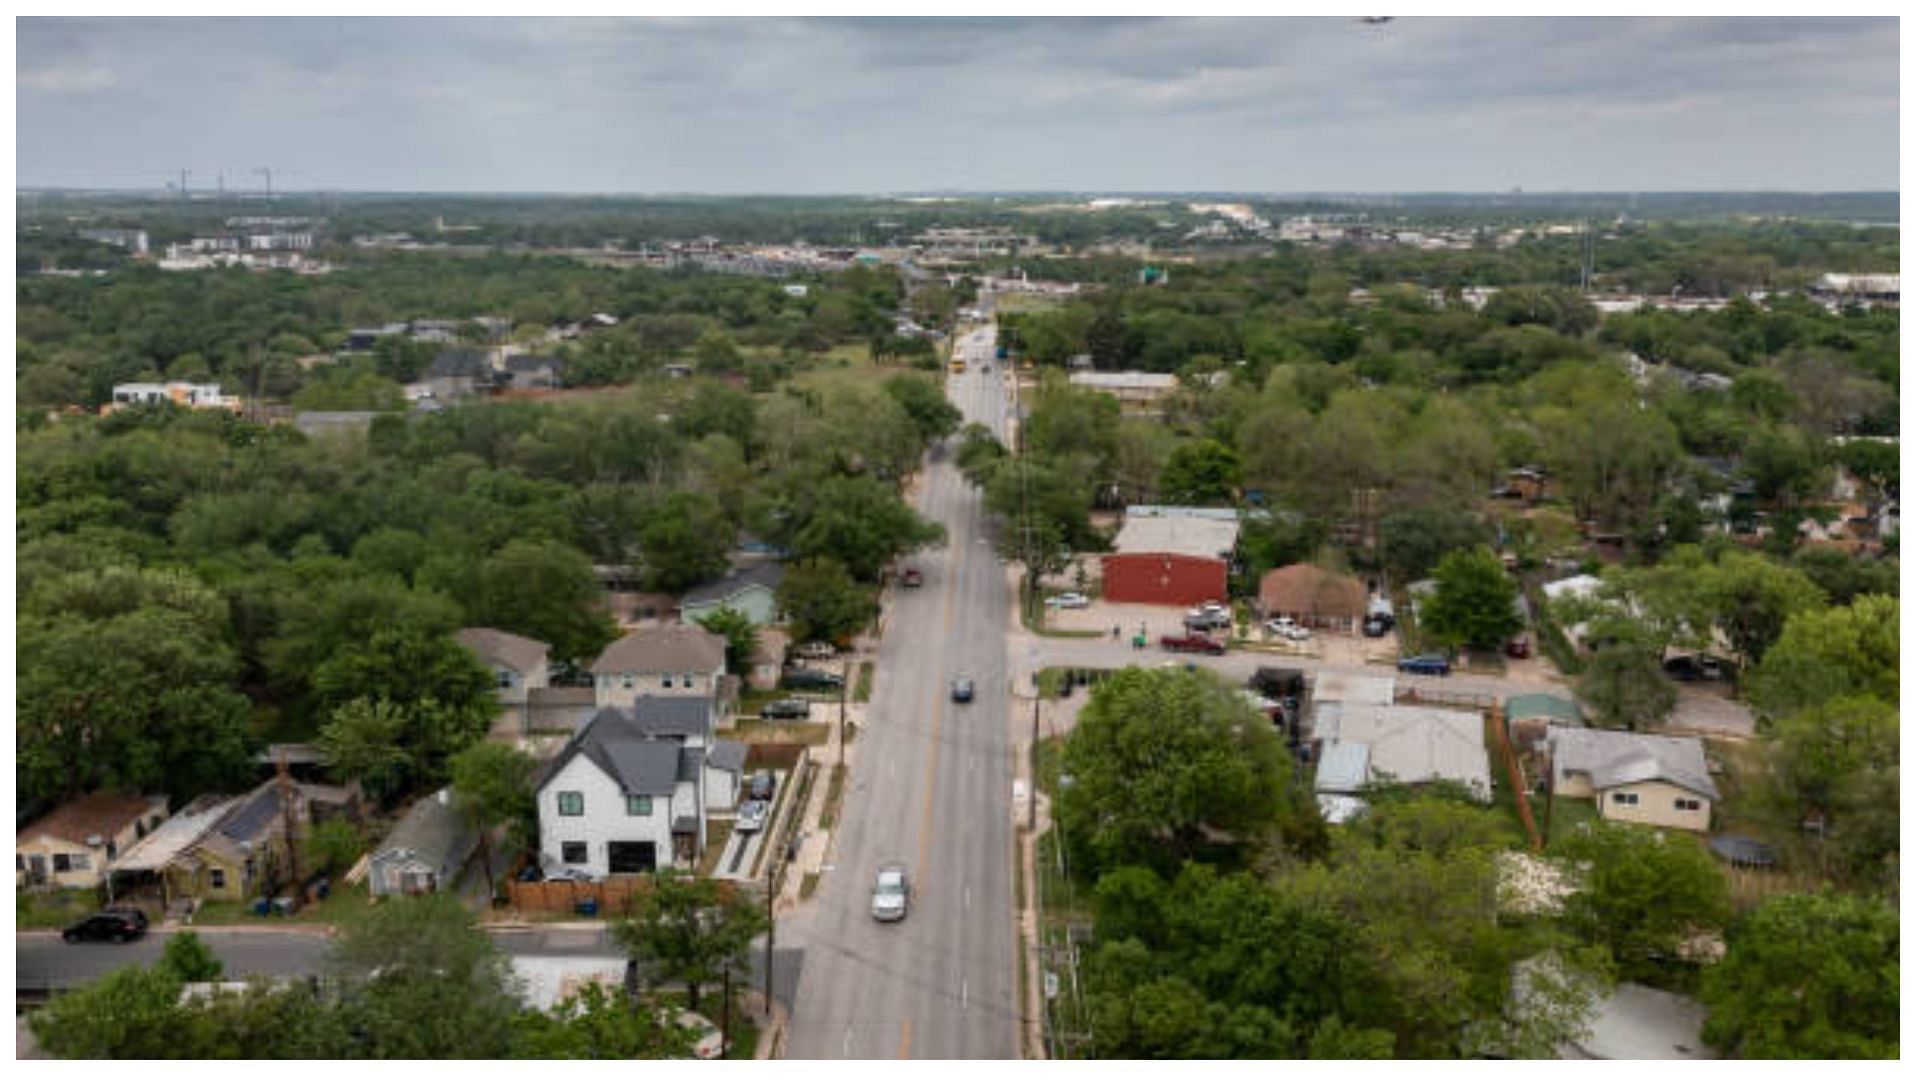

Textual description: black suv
[783,667,845,691]
[63,909,148,944]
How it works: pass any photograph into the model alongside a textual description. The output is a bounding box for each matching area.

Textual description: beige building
[1068,371,1179,414]
[16,793,170,890]
[590,624,727,708]
[1546,726,1718,832]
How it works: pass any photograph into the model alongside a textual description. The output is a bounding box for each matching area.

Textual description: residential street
[781,323,1021,1059]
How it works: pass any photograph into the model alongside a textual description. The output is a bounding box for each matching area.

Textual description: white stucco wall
[1595,780,1713,832]
[538,755,680,878]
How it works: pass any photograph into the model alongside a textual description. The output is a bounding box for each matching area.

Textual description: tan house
[112,780,356,904]
[1546,726,1718,832]
[1258,564,1369,634]
[748,627,791,693]
[16,793,169,889]
[455,627,552,707]
[590,624,728,709]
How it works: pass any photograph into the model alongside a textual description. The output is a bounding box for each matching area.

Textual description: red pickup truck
[1160,633,1226,656]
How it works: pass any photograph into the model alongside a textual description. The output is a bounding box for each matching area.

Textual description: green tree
[1157,439,1242,506]
[1379,505,1491,584]
[881,373,962,444]
[329,893,522,1058]
[1058,667,1293,870]
[1700,891,1899,1059]
[1577,644,1678,731]
[636,491,733,593]
[28,965,184,1058]
[1420,547,1522,650]
[509,982,695,1059]
[1747,594,1899,721]
[471,539,618,665]
[159,930,225,983]
[450,741,540,897]
[302,817,367,878]
[694,607,762,678]
[317,697,417,804]
[776,556,875,645]
[614,872,768,1012]
[1556,822,1730,982]
[1693,551,1825,677]
[311,626,495,782]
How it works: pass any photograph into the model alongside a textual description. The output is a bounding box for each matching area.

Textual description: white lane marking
[843,1026,854,1056]
[965,885,971,910]
[962,979,970,1010]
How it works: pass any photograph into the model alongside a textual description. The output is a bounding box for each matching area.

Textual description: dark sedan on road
[1397,654,1452,676]
[951,676,974,703]
[62,909,148,944]
[1160,633,1227,656]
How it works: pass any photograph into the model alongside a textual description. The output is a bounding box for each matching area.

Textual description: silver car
[871,864,909,922]
[736,799,769,833]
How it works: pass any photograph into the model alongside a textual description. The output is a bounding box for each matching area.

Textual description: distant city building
[77,227,149,254]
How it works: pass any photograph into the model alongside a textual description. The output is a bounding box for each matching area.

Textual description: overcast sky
[15,16,1901,194]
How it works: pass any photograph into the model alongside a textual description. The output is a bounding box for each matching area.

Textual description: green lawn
[16,887,99,930]
[853,661,874,703]
[188,880,374,927]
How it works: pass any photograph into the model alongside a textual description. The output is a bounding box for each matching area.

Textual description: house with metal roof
[1311,703,1491,801]
[368,789,478,897]
[1546,726,1718,832]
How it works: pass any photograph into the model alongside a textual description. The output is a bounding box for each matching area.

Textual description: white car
[1264,617,1310,641]
[794,641,837,660]
[1045,592,1091,609]
[735,800,769,833]
[871,864,909,922]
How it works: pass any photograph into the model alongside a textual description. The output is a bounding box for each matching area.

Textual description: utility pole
[1028,696,1040,831]
[763,842,777,1020]
[276,750,303,913]
[837,668,849,769]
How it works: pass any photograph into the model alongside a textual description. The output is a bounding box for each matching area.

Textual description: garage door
[607,842,657,874]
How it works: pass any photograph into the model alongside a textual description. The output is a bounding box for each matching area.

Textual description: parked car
[675,1010,725,1060]
[1663,654,1723,681]
[1505,635,1532,659]
[1362,615,1392,638]
[1263,617,1310,641]
[736,799,770,833]
[62,910,147,944]
[900,567,924,587]
[1161,633,1227,655]
[793,641,837,661]
[1045,592,1090,609]
[747,771,776,802]
[1397,654,1452,676]
[951,676,974,703]
[760,698,812,721]
[871,864,910,922]
[783,667,845,691]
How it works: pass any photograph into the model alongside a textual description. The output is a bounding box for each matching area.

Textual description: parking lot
[1035,594,1403,664]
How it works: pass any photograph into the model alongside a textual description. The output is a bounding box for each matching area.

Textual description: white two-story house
[589,624,727,708]
[535,697,746,877]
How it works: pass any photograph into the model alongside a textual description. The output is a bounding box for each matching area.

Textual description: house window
[682,672,694,688]
[557,791,585,816]
[623,675,635,690]
[497,670,514,690]
[627,795,653,817]
[69,853,91,871]
[52,853,72,873]
[209,868,227,890]
[561,842,588,865]
[661,673,673,688]
[1610,792,1640,806]
[1675,798,1702,812]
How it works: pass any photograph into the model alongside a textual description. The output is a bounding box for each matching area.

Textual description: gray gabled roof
[680,561,785,609]
[426,348,493,379]
[1548,726,1719,801]
[630,696,713,738]
[590,624,726,675]
[374,790,478,870]
[707,741,748,774]
[504,354,561,373]
[593,739,683,797]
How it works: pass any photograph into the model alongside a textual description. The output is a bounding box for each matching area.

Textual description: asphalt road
[782,321,1020,1059]
[17,924,805,1011]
